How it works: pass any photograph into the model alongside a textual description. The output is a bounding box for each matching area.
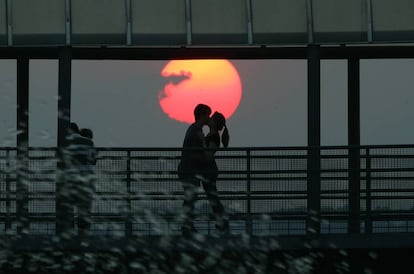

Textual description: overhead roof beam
[0,45,412,60]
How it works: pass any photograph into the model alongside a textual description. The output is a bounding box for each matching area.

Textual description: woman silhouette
[201,111,230,233]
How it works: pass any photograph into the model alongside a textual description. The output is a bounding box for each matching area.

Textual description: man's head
[69,122,80,134]
[193,104,211,125]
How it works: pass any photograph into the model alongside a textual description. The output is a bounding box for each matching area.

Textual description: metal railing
[1,145,414,236]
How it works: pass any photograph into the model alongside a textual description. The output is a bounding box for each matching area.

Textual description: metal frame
[6,0,12,46]
[3,43,413,236]
[125,0,132,45]
[0,45,412,60]
[306,0,314,44]
[246,0,253,45]
[185,0,192,45]
[0,0,413,47]
[366,0,373,42]
[65,0,71,45]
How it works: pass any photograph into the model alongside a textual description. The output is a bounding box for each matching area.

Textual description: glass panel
[251,0,307,44]
[321,60,347,145]
[12,0,65,45]
[29,60,58,147]
[372,0,414,42]
[0,60,17,147]
[361,59,414,145]
[131,0,186,45]
[71,0,126,44]
[313,0,367,43]
[0,0,6,44]
[191,0,247,44]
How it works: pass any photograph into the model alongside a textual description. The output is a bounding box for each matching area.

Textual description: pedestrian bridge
[1,145,414,243]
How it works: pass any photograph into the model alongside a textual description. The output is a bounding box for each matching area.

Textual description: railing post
[348,145,361,234]
[348,57,361,234]
[246,149,252,235]
[16,55,29,235]
[56,46,72,236]
[126,150,132,237]
[365,147,372,234]
[5,149,11,233]
[307,146,321,236]
[307,45,321,236]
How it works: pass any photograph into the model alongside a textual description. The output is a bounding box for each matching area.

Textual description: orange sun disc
[159,59,242,124]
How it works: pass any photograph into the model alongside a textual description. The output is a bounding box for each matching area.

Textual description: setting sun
[159,60,242,124]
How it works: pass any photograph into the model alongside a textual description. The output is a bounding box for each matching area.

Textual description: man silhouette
[177,104,211,235]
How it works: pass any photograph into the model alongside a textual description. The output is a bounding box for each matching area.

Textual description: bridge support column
[56,47,72,236]
[348,57,360,234]
[57,47,72,147]
[307,45,321,236]
[16,55,29,234]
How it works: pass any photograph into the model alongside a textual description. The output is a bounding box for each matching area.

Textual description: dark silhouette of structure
[3,0,414,271]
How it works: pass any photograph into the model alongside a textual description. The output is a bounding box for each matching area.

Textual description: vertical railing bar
[65,0,71,45]
[5,149,11,233]
[246,149,252,235]
[365,147,372,233]
[185,0,192,45]
[126,149,132,237]
[366,0,373,43]
[305,0,314,44]
[125,0,132,45]
[246,0,253,45]
[6,0,12,46]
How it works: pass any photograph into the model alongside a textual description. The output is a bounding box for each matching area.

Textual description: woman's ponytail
[221,126,229,148]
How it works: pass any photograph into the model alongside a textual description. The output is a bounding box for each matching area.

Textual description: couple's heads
[68,122,93,139]
[194,104,228,147]
[193,104,226,129]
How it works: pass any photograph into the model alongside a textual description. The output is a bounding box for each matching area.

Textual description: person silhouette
[78,127,97,235]
[201,111,230,233]
[178,106,231,235]
[177,104,211,235]
[59,123,97,237]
